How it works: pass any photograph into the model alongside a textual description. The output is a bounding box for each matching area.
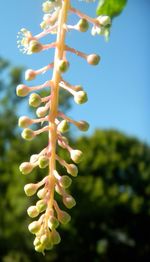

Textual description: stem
[48,0,70,210]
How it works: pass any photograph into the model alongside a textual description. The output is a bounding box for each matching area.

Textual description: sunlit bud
[77,18,89,32]
[57,120,69,133]
[74,91,88,104]
[55,184,62,195]
[21,128,35,141]
[29,93,42,107]
[24,183,38,196]
[30,154,39,163]
[28,221,41,234]
[51,230,61,245]
[63,195,76,209]
[98,15,111,27]
[48,216,59,230]
[25,69,36,81]
[16,84,30,97]
[34,244,44,253]
[42,1,55,13]
[18,116,33,128]
[28,40,43,54]
[37,188,47,199]
[27,206,39,218]
[36,199,47,213]
[59,175,72,189]
[40,233,53,250]
[57,60,69,73]
[57,210,71,224]
[87,54,100,65]
[38,155,49,168]
[33,237,41,246]
[36,106,48,117]
[77,120,89,131]
[19,162,34,175]
[70,149,83,163]
[66,164,78,177]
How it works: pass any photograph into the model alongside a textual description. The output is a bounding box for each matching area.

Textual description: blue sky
[0,0,149,143]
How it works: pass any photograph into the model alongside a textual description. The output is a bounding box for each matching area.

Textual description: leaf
[96,0,127,19]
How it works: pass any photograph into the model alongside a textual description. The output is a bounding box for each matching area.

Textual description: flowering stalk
[16,0,111,254]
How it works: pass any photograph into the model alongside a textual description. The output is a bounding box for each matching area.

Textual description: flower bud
[57,211,71,225]
[70,149,83,163]
[36,199,47,213]
[77,120,89,131]
[24,183,38,196]
[59,175,72,189]
[29,93,42,107]
[77,18,89,32]
[87,54,100,66]
[28,221,41,234]
[19,162,34,175]
[48,216,59,230]
[34,244,44,253]
[28,40,43,54]
[25,69,36,81]
[66,164,78,177]
[16,84,29,97]
[40,233,53,250]
[51,230,61,245]
[57,120,69,133]
[98,15,111,27]
[37,188,47,199]
[38,156,49,169]
[36,106,48,117]
[18,116,33,128]
[21,128,35,141]
[33,237,41,246]
[63,195,76,209]
[58,136,68,148]
[42,1,54,13]
[58,60,69,73]
[27,206,39,218]
[74,91,88,104]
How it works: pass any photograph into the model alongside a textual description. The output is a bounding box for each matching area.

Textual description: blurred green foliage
[0,58,150,262]
[97,0,127,18]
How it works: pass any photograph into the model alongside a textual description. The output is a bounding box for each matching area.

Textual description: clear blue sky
[0,0,149,143]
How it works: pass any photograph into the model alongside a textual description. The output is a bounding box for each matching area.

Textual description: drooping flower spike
[16,0,111,254]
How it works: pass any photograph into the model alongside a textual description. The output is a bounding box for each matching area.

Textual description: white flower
[17,28,34,54]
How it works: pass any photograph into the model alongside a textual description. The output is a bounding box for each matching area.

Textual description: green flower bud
[18,116,33,128]
[51,230,61,245]
[38,156,49,169]
[77,120,89,131]
[36,106,48,117]
[87,54,100,66]
[36,199,47,213]
[57,120,69,133]
[28,221,41,234]
[59,175,72,189]
[19,162,34,175]
[24,183,38,196]
[37,188,47,199]
[63,195,76,209]
[34,244,44,253]
[28,40,43,54]
[77,18,89,32]
[74,91,88,104]
[33,237,41,246]
[29,93,42,107]
[66,164,78,177]
[16,84,29,97]
[58,211,71,225]
[21,128,35,141]
[27,206,39,218]
[70,149,83,163]
[58,60,69,73]
[25,69,36,81]
[48,216,59,230]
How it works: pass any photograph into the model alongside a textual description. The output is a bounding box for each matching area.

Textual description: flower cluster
[16,0,110,254]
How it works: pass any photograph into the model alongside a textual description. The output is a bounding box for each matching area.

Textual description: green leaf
[96,0,127,19]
